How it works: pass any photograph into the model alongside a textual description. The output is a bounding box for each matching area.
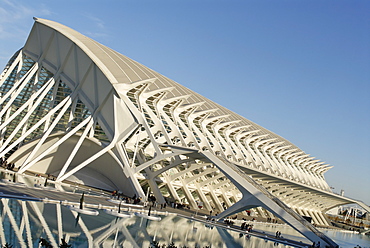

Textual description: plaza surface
[0,168,313,247]
[0,169,369,247]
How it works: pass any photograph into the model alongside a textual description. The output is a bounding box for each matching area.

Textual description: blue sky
[0,0,369,205]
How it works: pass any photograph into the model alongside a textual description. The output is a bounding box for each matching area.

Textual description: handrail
[216,155,338,247]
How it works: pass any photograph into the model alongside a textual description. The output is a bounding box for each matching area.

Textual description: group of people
[240,222,254,232]
[267,217,278,223]
[112,191,195,211]
[39,238,71,248]
[111,191,142,205]
[171,202,190,210]
[223,219,235,226]
[159,202,167,209]
[275,230,282,238]
[0,158,15,171]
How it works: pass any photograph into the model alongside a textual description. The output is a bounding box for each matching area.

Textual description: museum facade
[1,18,365,246]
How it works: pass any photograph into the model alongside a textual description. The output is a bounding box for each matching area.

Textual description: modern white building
[0,18,367,247]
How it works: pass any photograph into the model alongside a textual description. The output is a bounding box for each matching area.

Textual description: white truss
[0,17,367,247]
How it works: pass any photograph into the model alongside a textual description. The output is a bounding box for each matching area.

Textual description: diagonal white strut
[56,117,95,180]
[200,150,339,248]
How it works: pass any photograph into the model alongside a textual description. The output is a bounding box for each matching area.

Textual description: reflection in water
[0,198,369,247]
[0,198,286,247]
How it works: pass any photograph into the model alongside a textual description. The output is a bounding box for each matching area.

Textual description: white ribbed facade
[1,19,364,246]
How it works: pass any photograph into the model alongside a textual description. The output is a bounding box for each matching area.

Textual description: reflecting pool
[0,198,290,248]
[0,197,369,247]
[246,222,370,248]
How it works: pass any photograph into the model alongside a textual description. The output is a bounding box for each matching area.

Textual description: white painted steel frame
[0,19,367,242]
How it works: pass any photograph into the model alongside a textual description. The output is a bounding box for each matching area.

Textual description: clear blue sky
[0,0,369,205]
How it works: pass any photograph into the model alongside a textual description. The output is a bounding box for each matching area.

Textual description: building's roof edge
[34,17,119,85]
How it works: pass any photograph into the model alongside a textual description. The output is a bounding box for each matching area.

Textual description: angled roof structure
[0,18,366,247]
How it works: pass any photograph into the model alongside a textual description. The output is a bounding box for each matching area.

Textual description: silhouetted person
[79,192,85,209]
[39,238,52,248]
[60,238,71,248]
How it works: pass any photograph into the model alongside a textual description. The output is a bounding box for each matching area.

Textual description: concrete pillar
[301,209,314,224]
[256,207,267,218]
[296,208,305,216]
[317,211,330,226]
[180,179,197,209]
[230,191,241,205]
[195,184,212,210]
[304,209,320,225]
[208,187,224,213]
[265,209,275,219]
[220,188,233,208]
[312,211,328,226]
[312,211,325,226]
[163,175,181,203]
[147,176,166,204]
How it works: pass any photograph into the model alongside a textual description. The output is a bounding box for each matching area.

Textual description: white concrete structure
[0,18,367,246]
[0,198,282,248]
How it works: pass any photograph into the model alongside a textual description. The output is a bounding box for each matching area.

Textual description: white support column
[58,141,115,182]
[201,150,337,247]
[0,51,22,87]
[20,87,73,168]
[220,188,233,209]
[180,179,197,209]
[317,211,330,226]
[21,201,33,248]
[29,201,58,247]
[312,211,325,226]
[0,95,72,158]
[114,126,146,198]
[0,63,38,114]
[0,75,54,132]
[301,209,310,217]
[0,205,6,245]
[256,207,267,218]
[163,174,181,203]
[303,209,320,225]
[146,170,166,204]
[18,115,92,174]
[195,183,212,210]
[264,209,275,219]
[0,79,56,152]
[56,117,95,180]
[296,208,305,217]
[56,204,64,244]
[70,211,94,248]
[2,199,27,248]
[208,186,224,212]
